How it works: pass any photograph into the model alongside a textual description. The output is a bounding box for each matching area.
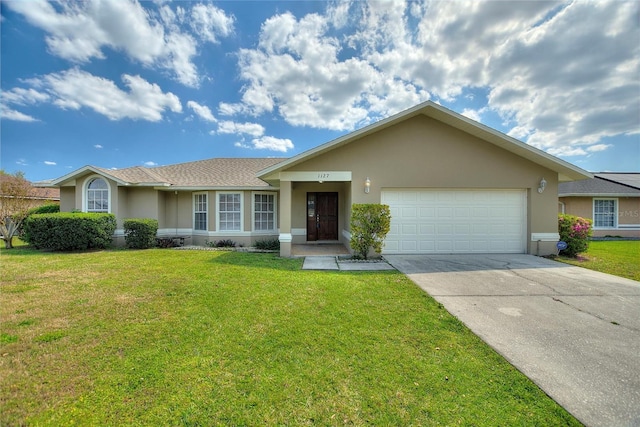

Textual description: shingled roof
[52,158,286,189]
[559,173,640,196]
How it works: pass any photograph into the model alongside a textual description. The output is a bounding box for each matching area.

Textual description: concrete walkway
[302,256,396,271]
[385,254,640,427]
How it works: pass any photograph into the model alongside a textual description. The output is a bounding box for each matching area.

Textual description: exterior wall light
[538,178,547,194]
[364,177,371,194]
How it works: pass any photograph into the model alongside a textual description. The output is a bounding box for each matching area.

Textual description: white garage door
[381,189,526,254]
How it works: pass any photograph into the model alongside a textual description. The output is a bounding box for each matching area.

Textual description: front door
[307,192,338,241]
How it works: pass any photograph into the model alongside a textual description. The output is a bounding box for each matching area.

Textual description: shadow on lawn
[207,250,303,271]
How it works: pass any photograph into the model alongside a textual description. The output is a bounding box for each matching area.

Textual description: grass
[556,240,640,281]
[0,247,581,426]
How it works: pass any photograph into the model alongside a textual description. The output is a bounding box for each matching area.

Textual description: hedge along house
[49,101,591,257]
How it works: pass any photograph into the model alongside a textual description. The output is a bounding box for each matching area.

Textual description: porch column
[279,179,292,257]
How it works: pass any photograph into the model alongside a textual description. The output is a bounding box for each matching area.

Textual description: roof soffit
[257,101,591,182]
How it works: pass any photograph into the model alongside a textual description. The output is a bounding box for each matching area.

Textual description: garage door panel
[420,224,435,235]
[419,241,435,252]
[401,224,418,235]
[419,207,436,218]
[382,189,526,254]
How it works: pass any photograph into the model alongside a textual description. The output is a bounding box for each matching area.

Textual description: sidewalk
[302,256,396,271]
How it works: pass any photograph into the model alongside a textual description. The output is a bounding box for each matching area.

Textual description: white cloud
[44,161,57,166]
[15,68,182,121]
[2,87,51,105]
[190,3,235,43]
[144,161,158,166]
[217,120,265,137]
[547,146,588,157]
[460,108,482,123]
[0,105,38,122]
[94,144,103,149]
[587,144,612,153]
[230,0,638,158]
[187,101,217,122]
[234,11,423,131]
[250,136,294,152]
[218,102,245,116]
[5,0,234,87]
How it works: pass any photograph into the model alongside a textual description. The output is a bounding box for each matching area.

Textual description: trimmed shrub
[206,239,236,248]
[558,214,592,257]
[18,204,61,239]
[124,218,158,249]
[350,204,391,259]
[22,213,116,251]
[26,203,60,215]
[255,238,280,251]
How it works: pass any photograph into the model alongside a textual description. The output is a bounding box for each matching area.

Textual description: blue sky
[1,0,638,183]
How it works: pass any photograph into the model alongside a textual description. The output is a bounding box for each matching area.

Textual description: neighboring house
[0,175,60,211]
[559,173,640,238]
[48,101,591,257]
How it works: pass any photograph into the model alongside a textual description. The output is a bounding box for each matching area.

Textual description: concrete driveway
[384,254,640,427]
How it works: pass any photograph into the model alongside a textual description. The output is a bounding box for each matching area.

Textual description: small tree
[558,214,592,257]
[350,204,391,259]
[0,171,52,249]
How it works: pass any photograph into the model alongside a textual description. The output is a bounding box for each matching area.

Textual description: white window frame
[217,192,243,232]
[593,198,618,229]
[252,192,277,232]
[83,175,111,213]
[193,192,208,231]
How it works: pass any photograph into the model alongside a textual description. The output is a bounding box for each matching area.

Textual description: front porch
[276,172,358,257]
[291,243,350,257]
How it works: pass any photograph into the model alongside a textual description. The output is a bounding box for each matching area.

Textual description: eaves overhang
[50,166,131,186]
[257,101,593,183]
[559,193,640,198]
[155,186,279,191]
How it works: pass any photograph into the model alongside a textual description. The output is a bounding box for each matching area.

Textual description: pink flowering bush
[558,214,592,257]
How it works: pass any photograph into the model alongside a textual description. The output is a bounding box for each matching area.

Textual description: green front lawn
[1,248,580,426]
[556,240,640,281]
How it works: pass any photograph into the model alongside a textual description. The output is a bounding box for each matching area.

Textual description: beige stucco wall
[559,197,592,219]
[285,115,559,254]
[59,187,75,212]
[560,196,640,238]
[59,175,280,247]
[123,187,159,220]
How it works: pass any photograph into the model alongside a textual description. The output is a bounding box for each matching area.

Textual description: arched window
[87,178,109,212]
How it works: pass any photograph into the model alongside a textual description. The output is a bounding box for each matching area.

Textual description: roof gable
[258,101,591,182]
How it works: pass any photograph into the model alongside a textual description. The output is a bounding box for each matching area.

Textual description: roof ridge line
[595,175,640,191]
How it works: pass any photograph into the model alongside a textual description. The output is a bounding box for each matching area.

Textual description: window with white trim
[594,199,617,228]
[194,193,208,231]
[254,193,276,231]
[87,178,109,212]
[218,193,242,231]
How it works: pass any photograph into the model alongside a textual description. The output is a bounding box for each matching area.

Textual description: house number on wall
[318,173,330,179]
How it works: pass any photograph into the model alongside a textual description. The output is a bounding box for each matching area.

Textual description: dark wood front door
[307,192,338,241]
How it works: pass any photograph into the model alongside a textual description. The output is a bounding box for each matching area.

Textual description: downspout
[175,190,178,236]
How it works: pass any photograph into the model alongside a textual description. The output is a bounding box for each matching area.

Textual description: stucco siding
[59,187,75,212]
[618,198,640,227]
[286,115,558,253]
[559,197,592,219]
[124,187,159,220]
